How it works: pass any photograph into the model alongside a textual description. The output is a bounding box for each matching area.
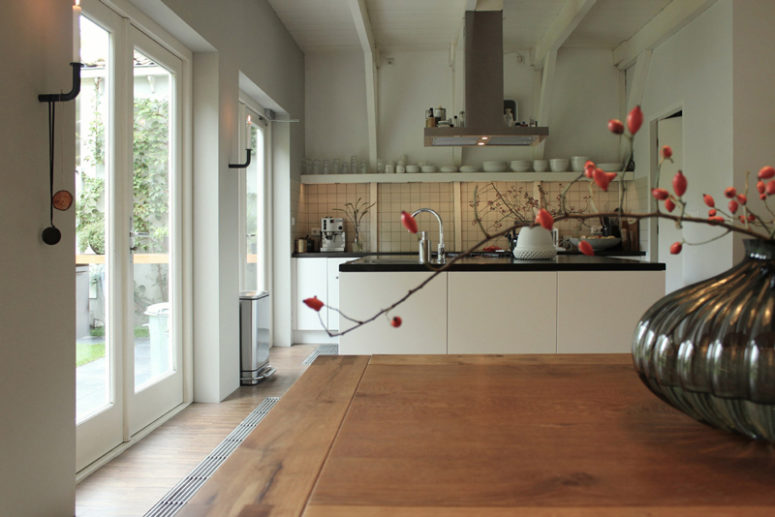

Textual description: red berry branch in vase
[303,105,775,336]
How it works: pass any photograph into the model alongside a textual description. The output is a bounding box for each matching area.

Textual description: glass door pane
[131,49,174,391]
[75,14,111,424]
[244,121,263,291]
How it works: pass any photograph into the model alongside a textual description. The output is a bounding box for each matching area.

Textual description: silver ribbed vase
[632,239,775,441]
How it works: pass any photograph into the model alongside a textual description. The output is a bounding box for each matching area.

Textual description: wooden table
[180,355,775,516]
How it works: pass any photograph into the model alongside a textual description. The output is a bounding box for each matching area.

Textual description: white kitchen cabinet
[339,271,447,355]
[326,258,351,331]
[556,270,665,353]
[447,271,557,354]
[293,258,329,331]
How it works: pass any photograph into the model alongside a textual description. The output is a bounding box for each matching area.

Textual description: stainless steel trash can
[239,291,275,385]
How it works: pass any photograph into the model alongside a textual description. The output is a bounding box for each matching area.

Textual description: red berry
[535,208,554,230]
[401,210,418,234]
[608,119,624,135]
[670,242,683,254]
[672,171,687,197]
[661,145,673,159]
[303,296,325,312]
[767,181,775,195]
[664,198,676,212]
[749,214,756,222]
[578,240,595,256]
[651,188,670,200]
[390,316,402,328]
[739,215,746,223]
[702,194,715,207]
[627,105,643,135]
[593,168,616,192]
[708,208,717,216]
[724,187,737,198]
[728,200,739,214]
[757,181,765,194]
[584,161,596,179]
[708,216,725,224]
[761,193,767,200]
[758,166,775,180]
[737,193,748,205]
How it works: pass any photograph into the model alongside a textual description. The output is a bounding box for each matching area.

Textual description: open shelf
[300,171,630,184]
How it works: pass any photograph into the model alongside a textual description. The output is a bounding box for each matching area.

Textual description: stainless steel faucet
[411,208,445,264]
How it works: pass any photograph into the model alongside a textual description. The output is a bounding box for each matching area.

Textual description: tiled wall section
[377,183,455,252]
[461,180,637,249]
[297,180,640,252]
[298,184,372,250]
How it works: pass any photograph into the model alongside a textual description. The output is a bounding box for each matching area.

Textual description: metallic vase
[632,239,775,441]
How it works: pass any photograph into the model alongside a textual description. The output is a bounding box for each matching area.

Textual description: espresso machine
[321,217,346,252]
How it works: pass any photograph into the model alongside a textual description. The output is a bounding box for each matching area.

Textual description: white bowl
[405,165,420,173]
[597,162,622,171]
[570,156,590,172]
[510,160,532,172]
[533,159,549,172]
[459,165,478,173]
[483,160,507,172]
[421,165,437,173]
[549,158,569,172]
[513,226,557,260]
[440,165,457,173]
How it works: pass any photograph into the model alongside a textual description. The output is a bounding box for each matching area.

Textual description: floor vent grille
[302,344,339,366]
[143,396,280,517]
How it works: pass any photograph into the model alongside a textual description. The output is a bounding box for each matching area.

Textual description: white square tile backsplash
[297,179,639,253]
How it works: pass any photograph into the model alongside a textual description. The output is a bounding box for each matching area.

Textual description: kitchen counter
[179,354,775,516]
[340,253,664,272]
[338,255,665,355]
[293,249,646,259]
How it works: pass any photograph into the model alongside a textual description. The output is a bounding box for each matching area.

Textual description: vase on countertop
[352,229,364,252]
[632,239,775,441]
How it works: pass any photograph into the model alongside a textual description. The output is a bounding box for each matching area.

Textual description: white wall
[155,0,305,398]
[0,1,76,515]
[305,51,369,161]
[636,0,735,282]
[731,0,775,263]
[307,46,621,171]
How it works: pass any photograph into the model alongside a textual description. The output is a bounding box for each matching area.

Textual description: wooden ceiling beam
[613,0,715,70]
[348,0,378,168]
[533,0,597,68]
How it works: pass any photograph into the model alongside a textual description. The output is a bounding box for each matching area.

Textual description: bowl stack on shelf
[482,161,507,172]
[549,158,569,172]
[510,160,532,172]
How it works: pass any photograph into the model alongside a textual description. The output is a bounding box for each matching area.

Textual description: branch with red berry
[303,105,775,336]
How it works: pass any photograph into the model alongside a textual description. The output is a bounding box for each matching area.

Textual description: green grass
[75,327,149,367]
[76,341,105,367]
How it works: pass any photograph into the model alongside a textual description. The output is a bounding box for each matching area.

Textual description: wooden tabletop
[180,354,775,516]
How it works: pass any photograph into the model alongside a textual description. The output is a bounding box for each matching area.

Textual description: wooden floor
[75,344,315,517]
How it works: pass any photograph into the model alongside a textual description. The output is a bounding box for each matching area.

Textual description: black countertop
[294,249,646,259]
[339,253,665,272]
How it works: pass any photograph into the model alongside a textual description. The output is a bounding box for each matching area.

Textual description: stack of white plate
[549,158,569,172]
[483,161,507,172]
[460,165,478,173]
[570,156,589,172]
[510,160,532,172]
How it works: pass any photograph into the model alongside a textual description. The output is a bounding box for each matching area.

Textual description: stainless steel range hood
[424,10,548,147]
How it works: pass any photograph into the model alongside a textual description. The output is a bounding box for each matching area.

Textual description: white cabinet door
[326,258,351,331]
[447,271,557,354]
[293,258,329,331]
[556,270,665,353]
[339,271,447,354]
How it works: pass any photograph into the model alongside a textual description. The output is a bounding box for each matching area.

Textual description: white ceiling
[267,0,676,56]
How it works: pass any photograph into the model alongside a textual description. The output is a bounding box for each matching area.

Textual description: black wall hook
[39,62,83,103]
[229,148,252,169]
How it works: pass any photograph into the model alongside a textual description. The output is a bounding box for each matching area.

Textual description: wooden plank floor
[75,344,315,517]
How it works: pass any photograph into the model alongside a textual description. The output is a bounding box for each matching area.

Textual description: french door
[75,0,184,471]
